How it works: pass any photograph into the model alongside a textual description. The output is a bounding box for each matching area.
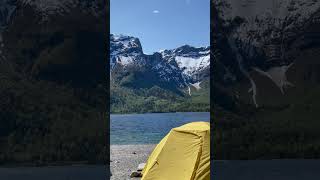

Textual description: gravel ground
[110,144,156,180]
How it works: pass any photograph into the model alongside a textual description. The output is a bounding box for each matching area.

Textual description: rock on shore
[110,144,155,180]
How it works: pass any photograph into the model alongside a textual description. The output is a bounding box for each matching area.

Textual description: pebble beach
[110,144,156,180]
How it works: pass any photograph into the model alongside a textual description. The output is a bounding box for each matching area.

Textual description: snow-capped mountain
[110,34,210,91]
[110,34,145,69]
[213,0,320,109]
[161,45,210,82]
[214,0,320,160]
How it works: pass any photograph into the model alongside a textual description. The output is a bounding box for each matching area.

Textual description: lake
[110,112,210,144]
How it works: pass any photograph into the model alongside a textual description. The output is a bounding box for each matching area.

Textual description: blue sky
[111,0,210,54]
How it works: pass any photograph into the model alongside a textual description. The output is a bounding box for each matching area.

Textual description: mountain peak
[110,34,210,89]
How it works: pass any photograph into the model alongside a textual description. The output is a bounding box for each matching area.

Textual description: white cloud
[153,10,160,14]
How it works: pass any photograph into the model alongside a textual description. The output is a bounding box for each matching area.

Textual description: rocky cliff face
[213,0,320,109]
[110,34,210,92]
[213,0,320,159]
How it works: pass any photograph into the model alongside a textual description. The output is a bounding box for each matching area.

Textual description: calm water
[110,112,210,145]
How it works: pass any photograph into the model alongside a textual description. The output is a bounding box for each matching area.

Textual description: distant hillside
[110,34,210,113]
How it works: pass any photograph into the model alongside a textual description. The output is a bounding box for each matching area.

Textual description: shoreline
[110,111,210,115]
[110,144,156,180]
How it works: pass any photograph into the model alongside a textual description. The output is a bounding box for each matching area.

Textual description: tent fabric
[142,121,210,180]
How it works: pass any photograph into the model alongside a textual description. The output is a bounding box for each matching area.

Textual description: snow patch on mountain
[111,34,141,50]
[191,82,202,90]
[116,56,135,66]
[161,45,210,82]
[110,34,210,88]
[175,55,210,77]
[215,0,320,108]
[253,63,294,94]
[187,81,202,96]
[110,34,144,69]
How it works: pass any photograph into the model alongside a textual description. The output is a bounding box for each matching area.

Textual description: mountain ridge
[110,34,210,113]
[213,0,320,159]
[110,34,210,90]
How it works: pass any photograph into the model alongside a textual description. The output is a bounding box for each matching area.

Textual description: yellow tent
[142,121,210,180]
